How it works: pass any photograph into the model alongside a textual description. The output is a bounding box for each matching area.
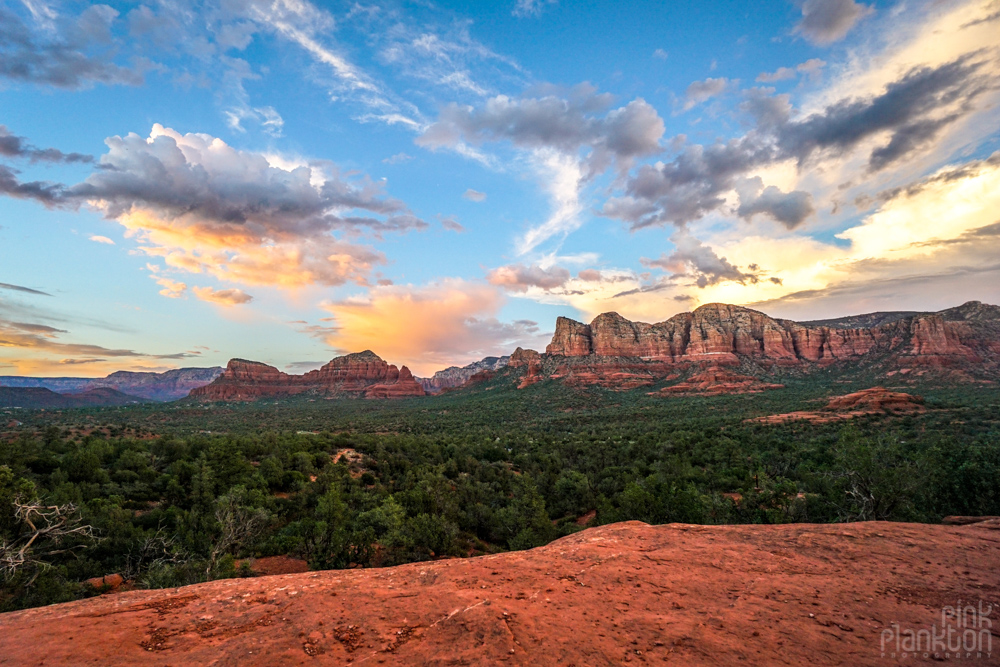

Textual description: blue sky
[1,0,999,376]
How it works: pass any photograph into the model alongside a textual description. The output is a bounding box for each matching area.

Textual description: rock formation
[2,520,997,666]
[189,351,425,401]
[533,301,1000,390]
[508,347,543,389]
[418,356,510,393]
[0,387,149,409]
[750,387,926,424]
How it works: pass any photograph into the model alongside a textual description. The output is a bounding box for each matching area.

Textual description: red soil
[1,519,997,666]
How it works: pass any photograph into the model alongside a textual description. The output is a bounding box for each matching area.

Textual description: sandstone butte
[189,351,425,401]
[1,519,997,666]
[529,300,1000,390]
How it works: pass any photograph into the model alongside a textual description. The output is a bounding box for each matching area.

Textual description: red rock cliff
[190,351,426,401]
[545,301,998,368]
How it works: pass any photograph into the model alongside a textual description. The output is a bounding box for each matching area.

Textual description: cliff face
[418,356,510,393]
[189,351,425,401]
[546,301,998,366]
[535,301,1000,390]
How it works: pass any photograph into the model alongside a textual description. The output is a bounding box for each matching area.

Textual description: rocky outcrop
[509,348,543,389]
[2,520,997,666]
[418,356,510,393]
[539,301,1000,389]
[750,387,925,424]
[189,352,425,401]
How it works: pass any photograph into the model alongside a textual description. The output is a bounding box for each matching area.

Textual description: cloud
[641,231,756,288]
[487,264,572,292]
[602,52,993,230]
[0,164,65,205]
[320,280,548,374]
[0,4,144,89]
[682,77,731,111]
[152,276,187,299]
[88,235,114,245]
[463,188,487,202]
[0,317,183,359]
[191,286,254,306]
[735,178,815,228]
[756,58,827,83]
[440,216,465,233]
[0,282,50,296]
[64,124,424,289]
[0,125,92,163]
[383,152,413,165]
[513,0,558,18]
[419,85,664,253]
[653,49,669,60]
[795,0,873,45]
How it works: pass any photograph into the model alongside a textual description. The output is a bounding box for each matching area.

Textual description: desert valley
[2,0,999,663]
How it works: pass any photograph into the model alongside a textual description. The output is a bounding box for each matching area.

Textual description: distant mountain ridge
[0,387,148,409]
[418,356,510,393]
[0,367,224,401]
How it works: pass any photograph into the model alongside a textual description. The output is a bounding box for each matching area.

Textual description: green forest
[2,374,999,612]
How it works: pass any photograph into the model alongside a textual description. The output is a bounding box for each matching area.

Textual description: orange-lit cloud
[192,285,254,306]
[74,125,424,292]
[318,280,548,375]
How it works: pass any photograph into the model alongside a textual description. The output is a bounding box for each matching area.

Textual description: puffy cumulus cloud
[796,0,873,45]
[320,281,549,374]
[487,264,572,292]
[191,286,254,306]
[65,124,423,289]
[0,4,145,89]
[681,78,731,111]
[0,164,65,206]
[463,188,487,202]
[640,231,757,288]
[735,178,815,228]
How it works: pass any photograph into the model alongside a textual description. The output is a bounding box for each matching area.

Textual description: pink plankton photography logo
[880,600,993,660]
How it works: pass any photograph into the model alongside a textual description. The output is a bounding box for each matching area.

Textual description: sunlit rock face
[189,351,426,401]
[536,301,1000,389]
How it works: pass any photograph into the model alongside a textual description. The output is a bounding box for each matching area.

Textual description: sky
[0,0,998,377]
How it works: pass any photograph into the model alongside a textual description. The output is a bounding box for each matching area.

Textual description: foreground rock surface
[750,387,926,424]
[1,520,997,666]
